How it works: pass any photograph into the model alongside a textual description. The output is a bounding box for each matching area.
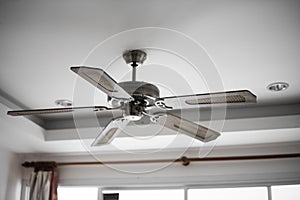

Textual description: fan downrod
[123,50,147,81]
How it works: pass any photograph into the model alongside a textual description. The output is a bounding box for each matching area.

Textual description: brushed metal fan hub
[123,101,144,121]
[108,81,160,122]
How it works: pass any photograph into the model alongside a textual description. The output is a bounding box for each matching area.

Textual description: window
[188,187,268,200]
[271,184,300,200]
[103,189,184,200]
[21,183,300,200]
[57,187,98,200]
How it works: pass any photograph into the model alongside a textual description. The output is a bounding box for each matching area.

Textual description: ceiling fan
[7,50,256,146]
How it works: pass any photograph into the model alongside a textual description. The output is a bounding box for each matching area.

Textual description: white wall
[0,148,22,200]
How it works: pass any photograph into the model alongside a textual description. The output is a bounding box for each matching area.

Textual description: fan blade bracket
[93,106,110,111]
[154,99,173,110]
[7,106,110,116]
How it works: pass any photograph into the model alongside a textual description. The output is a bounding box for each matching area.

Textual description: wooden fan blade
[156,113,220,142]
[160,90,256,109]
[71,66,133,101]
[92,118,129,146]
[7,106,109,116]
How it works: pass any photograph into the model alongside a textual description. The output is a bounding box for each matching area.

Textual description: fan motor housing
[119,81,159,99]
[108,81,160,107]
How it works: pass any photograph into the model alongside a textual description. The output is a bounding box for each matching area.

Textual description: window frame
[21,180,300,200]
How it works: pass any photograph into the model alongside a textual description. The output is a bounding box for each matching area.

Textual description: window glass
[57,186,98,200]
[272,184,300,200]
[188,187,268,200]
[103,189,184,200]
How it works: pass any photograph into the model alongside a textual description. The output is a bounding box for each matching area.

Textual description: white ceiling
[0,0,300,154]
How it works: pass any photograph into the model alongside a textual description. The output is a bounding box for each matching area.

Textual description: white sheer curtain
[29,170,58,200]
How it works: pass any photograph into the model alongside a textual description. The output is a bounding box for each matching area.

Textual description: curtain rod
[22,153,300,168]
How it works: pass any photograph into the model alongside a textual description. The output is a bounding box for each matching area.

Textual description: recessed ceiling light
[267,82,289,92]
[55,99,72,107]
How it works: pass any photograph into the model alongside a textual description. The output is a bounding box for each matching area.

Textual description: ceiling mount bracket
[123,49,147,68]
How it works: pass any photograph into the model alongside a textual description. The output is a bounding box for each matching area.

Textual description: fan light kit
[267,82,289,92]
[7,49,257,146]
